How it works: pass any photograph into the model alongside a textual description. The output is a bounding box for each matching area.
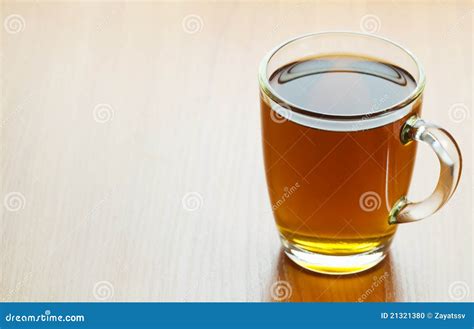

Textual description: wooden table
[1,1,472,302]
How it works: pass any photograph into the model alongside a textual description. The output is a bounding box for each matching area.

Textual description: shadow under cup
[259,32,426,275]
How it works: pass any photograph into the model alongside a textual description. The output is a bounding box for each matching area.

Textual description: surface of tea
[269,55,417,116]
[261,55,421,272]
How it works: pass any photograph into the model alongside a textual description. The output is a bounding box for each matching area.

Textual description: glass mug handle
[389,116,462,224]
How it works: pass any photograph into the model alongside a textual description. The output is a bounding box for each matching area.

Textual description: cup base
[281,236,387,275]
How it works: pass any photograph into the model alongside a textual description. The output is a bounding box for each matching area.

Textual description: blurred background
[1,0,472,301]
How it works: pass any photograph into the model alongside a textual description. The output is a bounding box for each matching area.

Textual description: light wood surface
[1,1,472,302]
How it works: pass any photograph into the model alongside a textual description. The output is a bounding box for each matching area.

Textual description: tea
[261,55,421,269]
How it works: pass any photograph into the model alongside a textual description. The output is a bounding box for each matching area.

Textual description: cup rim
[258,31,426,121]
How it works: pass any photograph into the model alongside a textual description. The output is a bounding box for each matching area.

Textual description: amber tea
[261,55,421,273]
[260,33,461,275]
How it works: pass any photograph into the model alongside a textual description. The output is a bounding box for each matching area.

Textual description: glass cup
[259,32,462,275]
